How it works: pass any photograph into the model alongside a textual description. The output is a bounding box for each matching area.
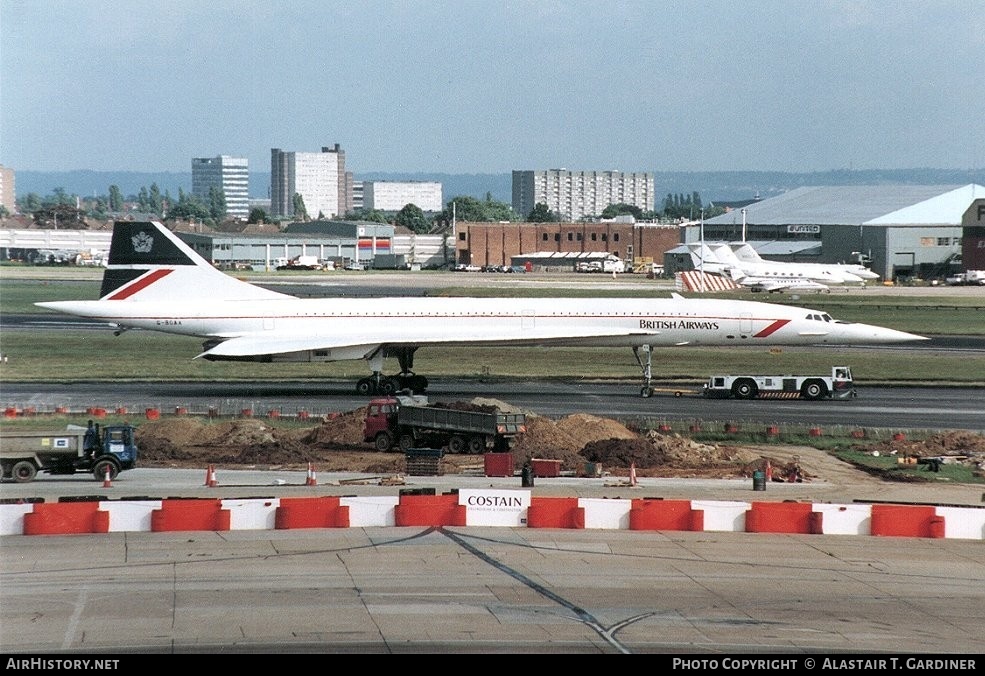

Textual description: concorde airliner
[37,221,925,397]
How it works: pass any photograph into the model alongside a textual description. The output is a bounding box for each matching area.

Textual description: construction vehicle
[1,422,138,483]
[276,255,324,271]
[702,366,856,401]
[363,393,527,453]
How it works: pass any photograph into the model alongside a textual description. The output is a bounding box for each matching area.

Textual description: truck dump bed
[396,406,526,436]
[1,429,86,459]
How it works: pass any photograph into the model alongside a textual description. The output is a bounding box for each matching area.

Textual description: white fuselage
[43,295,919,357]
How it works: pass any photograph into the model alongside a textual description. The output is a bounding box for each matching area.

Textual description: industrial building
[679,185,985,282]
[453,220,680,270]
[512,169,655,222]
[174,220,451,271]
[191,155,250,219]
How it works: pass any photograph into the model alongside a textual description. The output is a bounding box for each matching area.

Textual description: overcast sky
[2,0,983,174]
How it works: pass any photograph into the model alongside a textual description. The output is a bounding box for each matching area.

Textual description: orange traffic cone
[205,464,218,488]
[629,462,638,487]
[102,464,113,488]
[305,462,318,486]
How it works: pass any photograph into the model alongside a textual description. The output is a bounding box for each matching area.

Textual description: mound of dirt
[129,399,985,482]
[297,408,368,447]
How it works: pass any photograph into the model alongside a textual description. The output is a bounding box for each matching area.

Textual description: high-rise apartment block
[512,169,655,221]
[0,164,15,214]
[192,155,249,219]
[363,181,443,212]
[270,145,352,219]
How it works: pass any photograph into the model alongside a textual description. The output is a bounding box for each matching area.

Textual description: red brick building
[454,221,683,268]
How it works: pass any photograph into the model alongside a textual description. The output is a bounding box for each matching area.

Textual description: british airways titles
[639,319,720,331]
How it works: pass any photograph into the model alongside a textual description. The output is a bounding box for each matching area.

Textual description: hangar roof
[704,184,985,226]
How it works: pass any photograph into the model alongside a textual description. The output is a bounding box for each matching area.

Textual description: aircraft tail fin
[729,242,763,263]
[98,221,291,302]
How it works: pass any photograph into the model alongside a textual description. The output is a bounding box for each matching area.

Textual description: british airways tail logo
[131,232,154,253]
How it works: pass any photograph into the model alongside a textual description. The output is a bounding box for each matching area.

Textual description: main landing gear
[356,372,429,396]
[355,346,429,396]
[634,344,654,398]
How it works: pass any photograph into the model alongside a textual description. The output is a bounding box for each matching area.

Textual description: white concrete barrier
[812,503,872,536]
[692,500,749,532]
[579,497,632,530]
[936,506,985,540]
[102,499,161,533]
[223,498,280,530]
[341,496,400,527]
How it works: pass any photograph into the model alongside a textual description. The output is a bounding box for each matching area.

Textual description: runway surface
[2,526,983,655]
[2,378,983,433]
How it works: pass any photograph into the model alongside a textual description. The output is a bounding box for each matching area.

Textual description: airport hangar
[671,184,985,282]
[174,220,454,271]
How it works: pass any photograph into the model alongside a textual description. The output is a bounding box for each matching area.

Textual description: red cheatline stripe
[107,269,173,300]
[754,319,791,337]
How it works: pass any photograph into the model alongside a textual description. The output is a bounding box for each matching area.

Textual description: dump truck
[701,366,856,401]
[1,422,138,482]
[363,394,527,453]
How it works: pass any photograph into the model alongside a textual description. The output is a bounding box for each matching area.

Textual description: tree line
[10,186,722,232]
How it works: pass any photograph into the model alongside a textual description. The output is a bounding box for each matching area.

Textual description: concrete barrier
[151,499,231,532]
[394,494,467,527]
[870,504,940,538]
[275,497,349,529]
[745,501,818,534]
[3,495,982,540]
[811,503,872,535]
[629,499,703,532]
[23,502,110,535]
[526,497,585,529]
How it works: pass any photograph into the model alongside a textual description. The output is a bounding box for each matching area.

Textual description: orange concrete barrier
[275,497,350,529]
[870,504,941,538]
[394,494,466,527]
[23,502,110,535]
[151,499,231,532]
[745,501,818,534]
[526,497,585,529]
[629,499,702,531]
[145,408,160,420]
